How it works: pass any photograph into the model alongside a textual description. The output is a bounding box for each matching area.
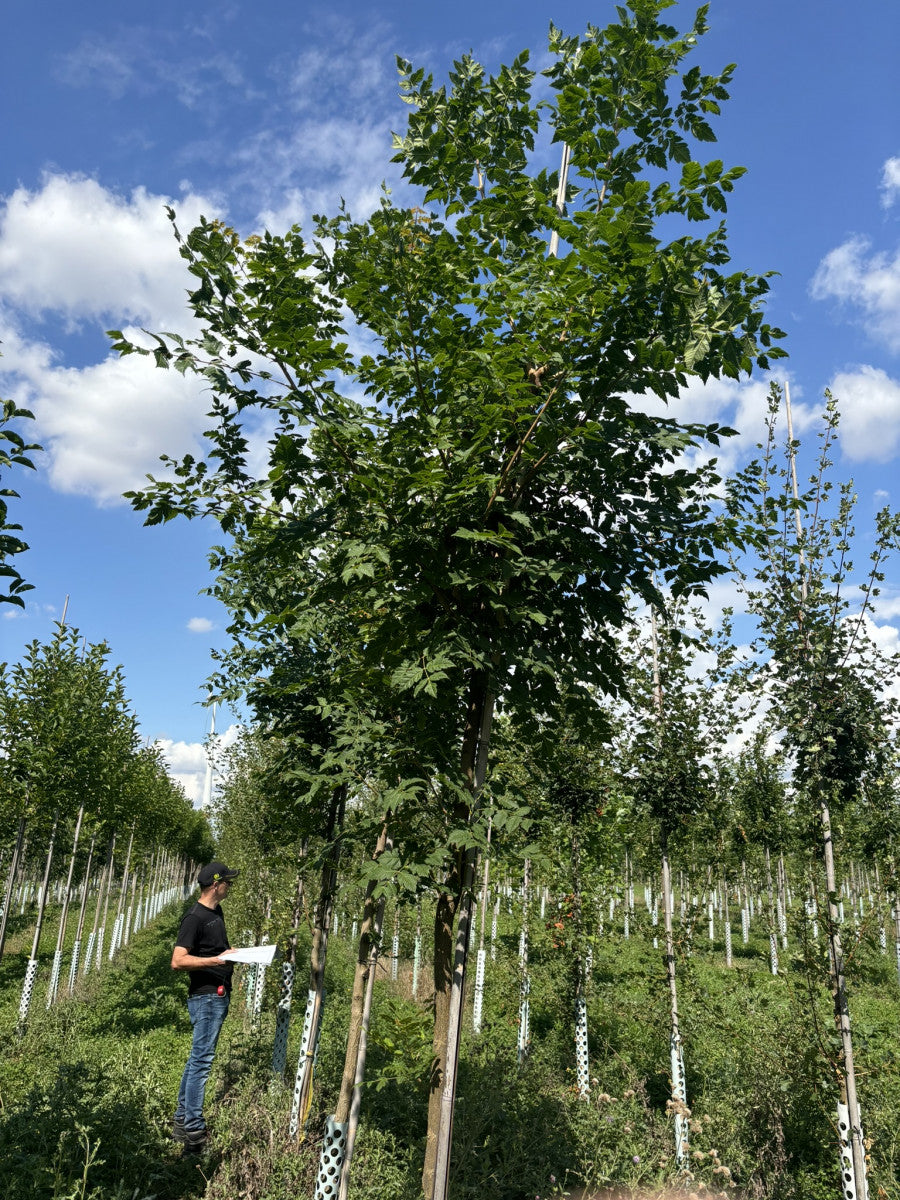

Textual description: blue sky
[2,0,900,801]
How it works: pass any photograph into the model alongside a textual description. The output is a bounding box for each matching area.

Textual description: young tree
[114,5,784,1192]
[728,386,900,1200]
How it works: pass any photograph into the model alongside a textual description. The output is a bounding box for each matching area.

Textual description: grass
[0,896,898,1199]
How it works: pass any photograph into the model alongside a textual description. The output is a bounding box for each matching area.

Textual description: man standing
[171,861,240,1152]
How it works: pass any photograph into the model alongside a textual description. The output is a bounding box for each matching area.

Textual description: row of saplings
[203,831,899,1200]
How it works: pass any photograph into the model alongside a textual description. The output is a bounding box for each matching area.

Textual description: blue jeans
[175,992,230,1132]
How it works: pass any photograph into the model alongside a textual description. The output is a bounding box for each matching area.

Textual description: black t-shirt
[176,901,234,995]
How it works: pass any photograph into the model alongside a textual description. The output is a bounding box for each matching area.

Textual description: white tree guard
[68,939,81,992]
[109,913,124,960]
[82,930,96,977]
[95,926,106,970]
[708,900,714,941]
[412,933,421,998]
[517,975,530,1064]
[670,1029,689,1169]
[46,949,63,1008]
[314,1117,348,1200]
[290,988,322,1137]
[803,895,816,940]
[351,920,358,943]
[837,1100,868,1200]
[574,996,590,1098]
[472,946,486,1033]
[769,932,779,975]
[18,957,39,1030]
[724,915,733,967]
[777,897,787,949]
[123,902,134,947]
[490,897,499,961]
[391,931,399,982]
[271,961,295,1078]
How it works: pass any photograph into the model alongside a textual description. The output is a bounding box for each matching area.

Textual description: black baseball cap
[198,861,241,887]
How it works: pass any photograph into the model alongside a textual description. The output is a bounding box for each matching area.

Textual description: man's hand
[171,946,229,971]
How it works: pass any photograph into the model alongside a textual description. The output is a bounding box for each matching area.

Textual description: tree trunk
[661,835,689,1170]
[331,829,391,1200]
[424,676,494,1200]
[290,785,345,1138]
[422,882,460,1198]
[334,823,391,1125]
[338,884,387,1200]
[820,795,868,1200]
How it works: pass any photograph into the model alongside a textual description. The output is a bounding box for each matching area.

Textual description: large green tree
[114,4,784,1193]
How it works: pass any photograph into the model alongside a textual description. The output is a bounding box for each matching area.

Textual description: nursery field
[4,6,900,1200]
[2,887,900,1200]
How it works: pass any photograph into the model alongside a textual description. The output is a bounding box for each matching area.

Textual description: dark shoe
[183,1127,208,1154]
[171,1118,187,1143]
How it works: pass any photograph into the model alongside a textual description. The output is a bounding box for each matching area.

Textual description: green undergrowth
[1,902,900,1199]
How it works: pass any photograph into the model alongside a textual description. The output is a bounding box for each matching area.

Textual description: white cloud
[0,174,219,328]
[240,114,398,233]
[811,234,900,352]
[156,722,240,807]
[187,616,214,633]
[286,20,393,117]
[827,365,900,462]
[627,374,817,481]
[881,156,900,209]
[2,325,211,503]
[0,175,232,501]
[872,595,900,621]
[57,29,252,112]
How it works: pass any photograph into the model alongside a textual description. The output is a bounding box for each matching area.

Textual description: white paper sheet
[220,943,277,966]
